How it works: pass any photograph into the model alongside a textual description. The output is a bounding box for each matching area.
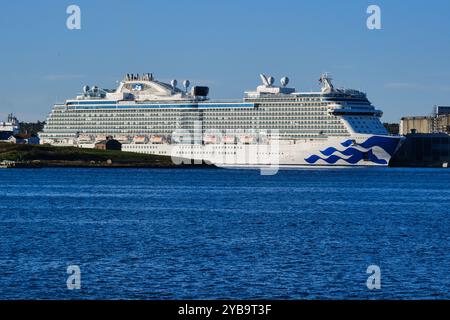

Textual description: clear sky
[0,0,449,122]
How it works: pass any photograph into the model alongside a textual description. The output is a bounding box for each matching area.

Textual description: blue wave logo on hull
[305,148,387,165]
[341,140,354,147]
[305,136,400,165]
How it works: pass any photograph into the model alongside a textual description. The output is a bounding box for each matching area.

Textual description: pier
[390,132,450,168]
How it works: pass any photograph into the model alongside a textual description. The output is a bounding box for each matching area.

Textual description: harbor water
[0,167,449,299]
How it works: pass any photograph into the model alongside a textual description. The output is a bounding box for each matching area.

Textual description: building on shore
[5,134,40,145]
[400,106,450,135]
[94,137,122,151]
[383,123,400,135]
[389,106,450,167]
[400,116,432,134]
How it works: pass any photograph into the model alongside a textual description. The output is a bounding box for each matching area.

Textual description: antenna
[432,105,439,133]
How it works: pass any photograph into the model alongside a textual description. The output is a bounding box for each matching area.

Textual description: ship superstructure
[0,114,20,140]
[40,73,402,166]
[0,114,19,134]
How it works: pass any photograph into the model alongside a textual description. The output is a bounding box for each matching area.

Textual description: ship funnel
[319,73,334,93]
[260,74,270,86]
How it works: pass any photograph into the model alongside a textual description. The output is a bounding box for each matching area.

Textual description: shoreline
[2,142,449,169]
[6,161,215,169]
[0,142,214,169]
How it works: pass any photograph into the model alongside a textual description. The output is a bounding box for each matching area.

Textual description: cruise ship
[0,114,19,140]
[39,73,403,167]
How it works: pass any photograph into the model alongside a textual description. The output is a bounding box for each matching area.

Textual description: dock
[390,133,450,168]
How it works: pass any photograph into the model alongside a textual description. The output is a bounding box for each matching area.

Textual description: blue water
[0,167,449,300]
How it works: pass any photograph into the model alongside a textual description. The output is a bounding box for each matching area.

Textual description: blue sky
[0,0,449,122]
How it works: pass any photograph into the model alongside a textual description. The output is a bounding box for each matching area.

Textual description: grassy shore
[0,142,204,168]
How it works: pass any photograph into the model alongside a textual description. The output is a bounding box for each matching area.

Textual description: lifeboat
[77,134,92,143]
[222,135,236,144]
[95,135,108,142]
[240,135,256,144]
[150,135,164,144]
[133,135,148,144]
[115,135,130,143]
[203,135,218,144]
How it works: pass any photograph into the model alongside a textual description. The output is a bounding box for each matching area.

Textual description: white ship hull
[122,134,403,167]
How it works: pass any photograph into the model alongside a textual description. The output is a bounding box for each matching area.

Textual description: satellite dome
[92,86,99,93]
[171,79,178,88]
[83,85,90,93]
[183,80,190,89]
[268,76,275,86]
[280,77,289,87]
